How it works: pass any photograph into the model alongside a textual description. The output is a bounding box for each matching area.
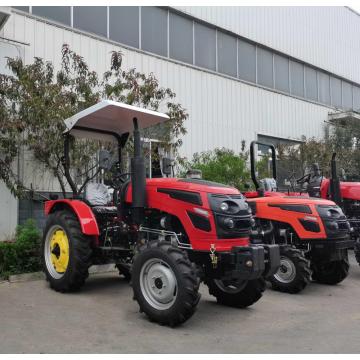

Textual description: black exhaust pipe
[330,152,343,207]
[131,118,146,225]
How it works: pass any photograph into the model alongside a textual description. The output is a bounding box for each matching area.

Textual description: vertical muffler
[330,152,342,207]
[131,118,146,225]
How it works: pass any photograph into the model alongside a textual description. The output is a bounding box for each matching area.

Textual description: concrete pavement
[1,253,360,353]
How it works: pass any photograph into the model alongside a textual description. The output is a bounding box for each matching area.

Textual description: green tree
[184,145,251,190]
[0,44,188,197]
[274,120,360,182]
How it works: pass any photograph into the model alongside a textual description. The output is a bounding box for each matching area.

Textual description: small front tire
[132,240,200,326]
[268,247,311,294]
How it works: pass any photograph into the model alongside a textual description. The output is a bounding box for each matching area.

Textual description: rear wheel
[268,247,311,294]
[132,240,200,326]
[312,258,349,285]
[354,240,360,266]
[42,210,93,292]
[206,277,266,308]
[116,261,131,281]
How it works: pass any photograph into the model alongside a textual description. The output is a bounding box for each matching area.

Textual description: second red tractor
[244,141,353,294]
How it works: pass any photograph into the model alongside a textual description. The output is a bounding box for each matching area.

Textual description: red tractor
[244,141,353,294]
[42,101,279,326]
[296,153,360,265]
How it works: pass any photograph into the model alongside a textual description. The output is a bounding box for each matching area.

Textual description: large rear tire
[116,261,132,282]
[268,247,311,294]
[354,240,360,266]
[42,210,93,292]
[132,240,200,327]
[312,258,349,285]
[206,277,266,308]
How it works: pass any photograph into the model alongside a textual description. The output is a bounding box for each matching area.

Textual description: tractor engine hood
[145,178,240,195]
[340,182,360,201]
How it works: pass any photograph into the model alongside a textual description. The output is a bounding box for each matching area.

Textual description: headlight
[326,210,332,217]
[223,218,235,229]
[327,221,339,230]
[220,202,229,212]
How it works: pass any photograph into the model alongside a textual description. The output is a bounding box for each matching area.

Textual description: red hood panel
[246,195,335,206]
[145,178,240,195]
[340,182,360,201]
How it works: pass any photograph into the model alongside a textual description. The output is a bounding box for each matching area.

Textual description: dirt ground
[1,252,360,353]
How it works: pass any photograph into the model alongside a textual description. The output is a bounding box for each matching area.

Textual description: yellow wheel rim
[50,229,70,274]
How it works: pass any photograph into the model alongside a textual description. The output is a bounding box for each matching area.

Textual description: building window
[141,7,168,57]
[318,72,330,105]
[217,31,237,77]
[257,47,273,88]
[109,7,139,48]
[73,6,107,38]
[342,81,353,110]
[353,86,360,112]
[169,12,193,64]
[290,60,304,97]
[194,22,216,71]
[274,54,289,93]
[331,76,342,108]
[238,39,256,83]
[305,66,318,101]
[32,6,71,26]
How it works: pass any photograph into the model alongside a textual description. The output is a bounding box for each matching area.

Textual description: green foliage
[0,44,188,197]
[184,146,251,190]
[0,219,41,279]
[256,155,271,179]
[275,125,360,181]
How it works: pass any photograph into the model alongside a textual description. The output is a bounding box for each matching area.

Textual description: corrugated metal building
[1,6,360,237]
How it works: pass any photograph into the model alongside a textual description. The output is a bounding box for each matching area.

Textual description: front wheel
[312,259,349,285]
[131,240,200,326]
[206,277,266,308]
[268,247,311,294]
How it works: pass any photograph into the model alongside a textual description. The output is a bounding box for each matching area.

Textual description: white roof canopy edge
[64,100,170,142]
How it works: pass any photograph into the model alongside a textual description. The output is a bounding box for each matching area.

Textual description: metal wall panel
[174,6,360,84]
[2,10,333,163]
[0,182,18,239]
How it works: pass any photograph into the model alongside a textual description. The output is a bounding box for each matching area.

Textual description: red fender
[44,199,100,236]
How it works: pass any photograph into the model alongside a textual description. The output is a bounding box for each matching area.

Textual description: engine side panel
[247,197,328,240]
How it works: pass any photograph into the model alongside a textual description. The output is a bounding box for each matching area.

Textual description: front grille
[316,205,350,239]
[208,193,253,239]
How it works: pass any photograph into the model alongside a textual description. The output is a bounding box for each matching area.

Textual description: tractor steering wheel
[296,173,311,185]
[112,172,131,190]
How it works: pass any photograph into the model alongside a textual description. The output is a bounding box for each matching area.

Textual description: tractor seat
[91,206,118,215]
[85,182,112,206]
[260,178,277,192]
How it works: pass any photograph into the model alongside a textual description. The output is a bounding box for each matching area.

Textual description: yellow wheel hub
[50,229,69,274]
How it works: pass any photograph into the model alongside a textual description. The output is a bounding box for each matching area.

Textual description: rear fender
[44,200,100,236]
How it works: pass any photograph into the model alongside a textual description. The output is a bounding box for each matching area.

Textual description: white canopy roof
[64,100,170,141]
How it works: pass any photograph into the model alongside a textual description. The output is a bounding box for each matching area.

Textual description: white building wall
[1,11,331,164]
[174,6,360,84]
[0,182,18,239]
